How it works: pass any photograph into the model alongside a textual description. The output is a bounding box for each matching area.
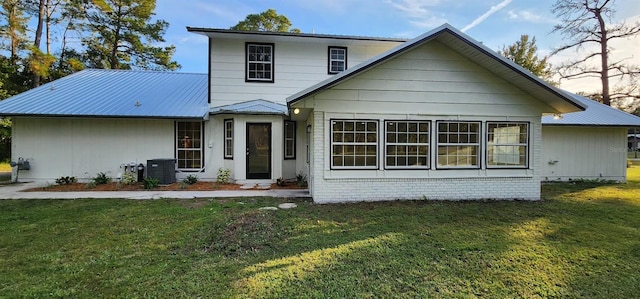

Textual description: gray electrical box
[146,159,176,184]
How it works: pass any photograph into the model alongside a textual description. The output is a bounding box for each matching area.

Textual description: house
[629,134,640,152]
[542,95,640,181]
[1,23,639,203]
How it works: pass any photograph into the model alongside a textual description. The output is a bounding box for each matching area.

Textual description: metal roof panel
[209,99,287,115]
[0,69,209,119]
[542,94,640,127]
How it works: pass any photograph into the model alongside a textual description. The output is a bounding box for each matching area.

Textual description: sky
[75,1,640,95]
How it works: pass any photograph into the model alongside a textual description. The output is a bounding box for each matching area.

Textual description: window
[437,121,481,169]
[331,120,378,169]
[487,122,529,168]
[284,121,296,159]
[385,121,430,169]
[246,43,274,82]
[177,121,203,170]
[328,47,347,74]
[224,119,233,159]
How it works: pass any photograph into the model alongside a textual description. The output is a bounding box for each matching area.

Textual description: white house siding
[209,114,286,182]
[210,38,401,107]
[12,117,174,182]
[542,126,628,182]
[296,41,551,203]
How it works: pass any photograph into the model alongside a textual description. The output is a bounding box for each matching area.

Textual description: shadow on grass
[202,198,640,298]
[2,194,638,298]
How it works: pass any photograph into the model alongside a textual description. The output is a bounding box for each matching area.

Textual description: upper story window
[328,47,347,74]
[486,122,529,168]
[246,43,274,83]
[436,121,481,169]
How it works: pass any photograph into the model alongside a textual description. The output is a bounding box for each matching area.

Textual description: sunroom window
[487,122,529,168]
[385,121,430,169]
[437,121,480,169]
[331,120,378,169]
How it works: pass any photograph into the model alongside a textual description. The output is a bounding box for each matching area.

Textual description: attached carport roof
[542,94,640,127]
[0,69,209,119]
[287,23,586,113]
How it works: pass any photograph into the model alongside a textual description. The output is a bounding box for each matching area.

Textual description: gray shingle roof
[0,69,209,119]
[209,99,287,115]
[542,94,640,127]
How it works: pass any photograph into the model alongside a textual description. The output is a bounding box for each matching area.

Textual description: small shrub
[121,172,137,185]
[217,168,231,184]
[85,181,97,189]
[183,175,198,185]
[143,177,159,189]
[276,177,285,186]
[178,181,189,190]
[296,172,307,187]
[55,176,76,185]
[93,172,111,185]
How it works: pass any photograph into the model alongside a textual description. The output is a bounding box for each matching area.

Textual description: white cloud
[386,0,447,29]
[507,10,554,24]
[178,35,208,45]
[461,0,512,32]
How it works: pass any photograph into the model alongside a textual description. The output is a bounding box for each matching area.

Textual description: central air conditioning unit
[146,159,176,184]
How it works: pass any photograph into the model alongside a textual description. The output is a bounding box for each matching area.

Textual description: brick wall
[309,111,542,204]
[312,177,540,203]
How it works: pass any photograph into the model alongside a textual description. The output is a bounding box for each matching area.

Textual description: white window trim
[486,122,529,169]
[284,121,296,159]
[436,121,481,169]
[384,120,430,169]
[176,121,203,171]
[224,119,233,159]
[330,119,378,170]
[246,43,274,82]
[328,46,347,74]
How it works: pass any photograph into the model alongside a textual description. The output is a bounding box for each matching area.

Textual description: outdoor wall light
[293,108,300,115]
[553,113,563,120]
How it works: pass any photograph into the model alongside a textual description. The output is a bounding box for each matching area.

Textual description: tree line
[0,0,179,100]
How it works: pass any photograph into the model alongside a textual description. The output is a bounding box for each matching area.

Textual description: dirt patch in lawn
[25,181,306,192]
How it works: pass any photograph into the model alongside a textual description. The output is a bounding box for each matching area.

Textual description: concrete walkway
[0,181,311,200]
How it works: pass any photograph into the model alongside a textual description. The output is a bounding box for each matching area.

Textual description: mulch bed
[25,181,307,192]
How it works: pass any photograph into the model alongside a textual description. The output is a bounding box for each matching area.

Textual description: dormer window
[328,47,347,74]
[246,43,274,83]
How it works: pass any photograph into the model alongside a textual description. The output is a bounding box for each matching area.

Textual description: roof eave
[186,27,407,43]
[287,24,587,113]
[4,113,207,119]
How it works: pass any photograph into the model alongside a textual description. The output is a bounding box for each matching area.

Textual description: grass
[629,151,640,159]
[1,168,639,298]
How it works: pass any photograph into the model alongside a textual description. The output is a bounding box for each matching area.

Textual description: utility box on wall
[146,159,176,184]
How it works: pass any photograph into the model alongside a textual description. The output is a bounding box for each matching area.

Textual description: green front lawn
[1,169,639,298]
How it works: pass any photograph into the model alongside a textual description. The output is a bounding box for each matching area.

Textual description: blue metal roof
[542,94,640,127]
[210,99,288,115]
[0,69,209,119]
